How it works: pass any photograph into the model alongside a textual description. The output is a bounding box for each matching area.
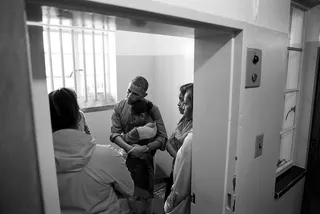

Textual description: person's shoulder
[86,144,126,183]
[115,99,127,107]
[114,99,128,111]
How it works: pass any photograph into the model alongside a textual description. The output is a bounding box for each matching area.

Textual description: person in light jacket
[49,87,134,214]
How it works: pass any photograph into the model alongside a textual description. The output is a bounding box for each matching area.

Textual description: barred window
[277,5,305,174]
[28,6,117,108]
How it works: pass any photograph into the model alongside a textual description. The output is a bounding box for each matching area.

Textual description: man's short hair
[132,76,149,92]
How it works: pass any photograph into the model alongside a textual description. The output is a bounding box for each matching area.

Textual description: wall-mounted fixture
[245,48,262,88]
[254,133,264,158]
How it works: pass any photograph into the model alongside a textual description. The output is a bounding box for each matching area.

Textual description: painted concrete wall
[85,31,194,176]
[235,24,288,214]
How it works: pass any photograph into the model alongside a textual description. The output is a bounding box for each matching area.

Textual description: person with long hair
[164,86,194,214]
[165,83,193,200]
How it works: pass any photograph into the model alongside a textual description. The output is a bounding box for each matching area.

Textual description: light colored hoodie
[53,129,134,214]
[164,131,193,214]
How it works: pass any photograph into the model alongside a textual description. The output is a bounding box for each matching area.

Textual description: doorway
[25,1,242,213]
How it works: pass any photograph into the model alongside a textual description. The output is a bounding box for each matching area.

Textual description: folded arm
[166,141,178,158]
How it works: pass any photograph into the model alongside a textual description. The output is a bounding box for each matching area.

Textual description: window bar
[285,89,299,93]
[92,15,98,101]
[102,16,107,98]
[82,13,88,102]
[71,29,77,92]
[106,18,112,93]
[47,28,54,91]
[280,126,296,135]
[287,47,303,52]
[59,18,66,87]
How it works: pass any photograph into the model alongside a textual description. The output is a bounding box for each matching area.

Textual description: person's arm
[166,141,177,158]
[110,104,134,153]
[149,104,168,151]
[145,140,162,153]
[114,136,134,153]
[166,132,179,158]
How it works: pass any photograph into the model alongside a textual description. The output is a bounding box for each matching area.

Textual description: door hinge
[233,197,236,212]
[226,193,236,212]
[233,175,236,192]
[191,191,196,204]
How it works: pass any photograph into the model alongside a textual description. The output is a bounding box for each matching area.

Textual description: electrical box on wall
[254,133,264,158]
[245,48,262,88]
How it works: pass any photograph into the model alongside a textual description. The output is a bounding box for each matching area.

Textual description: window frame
[277,3,307,176]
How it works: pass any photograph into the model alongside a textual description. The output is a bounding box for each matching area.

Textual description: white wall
[85,31,194,176]
[191,32,237,214]
[152,0,290,33]
[235,25,288,214]
[91,0,290,33]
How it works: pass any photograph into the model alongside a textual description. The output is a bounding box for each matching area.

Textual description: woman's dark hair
[49,88,80,132]
[131,99,153,115]
[180,83,193,96]
[185,85,194,106]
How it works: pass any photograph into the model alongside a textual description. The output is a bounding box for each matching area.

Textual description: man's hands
[128,144,149,158]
